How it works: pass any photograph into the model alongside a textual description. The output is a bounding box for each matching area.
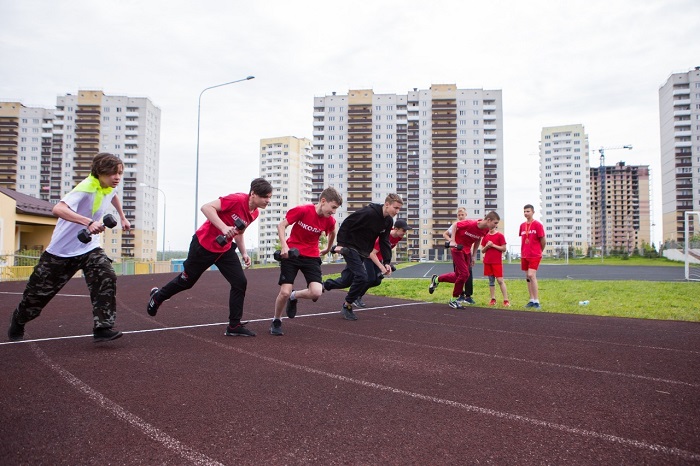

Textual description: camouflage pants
[13,248,117,329]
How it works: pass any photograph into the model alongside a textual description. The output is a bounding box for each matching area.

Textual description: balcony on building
[431,102,456,110]
[76,109,101,115]
[431,113,456,120]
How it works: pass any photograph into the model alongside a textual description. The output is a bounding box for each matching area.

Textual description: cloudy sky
[2,0,699,250]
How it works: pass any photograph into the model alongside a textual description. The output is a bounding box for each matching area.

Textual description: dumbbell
[216,218,247,246]
[274,248,300,261]
[77,214,117,243]
[330,244,350,255]
[444,241,463,250]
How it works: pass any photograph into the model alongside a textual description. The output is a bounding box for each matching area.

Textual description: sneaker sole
[93,331,123,343]
[224,332,256,337]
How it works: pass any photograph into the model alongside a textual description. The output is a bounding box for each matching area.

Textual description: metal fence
[0,251,175,282]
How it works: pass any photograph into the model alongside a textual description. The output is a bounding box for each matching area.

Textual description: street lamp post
[194,75,255,231]
[140,183,166,261]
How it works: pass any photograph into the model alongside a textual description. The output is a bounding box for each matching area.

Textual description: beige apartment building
[0,91,161,260]
[591,162,651,254]
[312,84,504,261]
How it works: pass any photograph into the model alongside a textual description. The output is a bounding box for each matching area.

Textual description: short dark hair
[91,153,123,178]
[485,211,500,221]
[524,204,535,211]
[250,178,273,197]
[320,186,343,205]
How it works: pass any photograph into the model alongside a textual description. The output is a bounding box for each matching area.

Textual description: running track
[1,265,699,465]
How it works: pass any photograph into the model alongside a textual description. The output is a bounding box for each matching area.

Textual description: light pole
[194,76,255,231]
[140,183,166,261]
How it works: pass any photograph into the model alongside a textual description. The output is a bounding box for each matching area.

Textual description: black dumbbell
[330,244,350,255]
[216,218,247,246]
[274,248,300,261]
[77,214,117,243]
[444,241,463,250]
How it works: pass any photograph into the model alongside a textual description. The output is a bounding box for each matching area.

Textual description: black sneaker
[8,312,25,342]
[270,319,284,336]
[340,302,358,321]
[147,287,160,316]
[353,298,367,308]
[286,294,298,318]
[225,323,256,337]
[429,274,439,294]
[93,328,123,343]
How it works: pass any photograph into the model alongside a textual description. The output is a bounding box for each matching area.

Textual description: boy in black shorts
[270,187,342,335]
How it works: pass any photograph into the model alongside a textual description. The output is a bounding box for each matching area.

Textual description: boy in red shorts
[481,225,510,307]
[519,204,546,309]
[270,187,342,335]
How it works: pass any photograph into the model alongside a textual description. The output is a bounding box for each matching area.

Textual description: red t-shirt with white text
[454,219,490,250]
[195,193,259,253]
[519,220,545,258]
[285,204,337,258]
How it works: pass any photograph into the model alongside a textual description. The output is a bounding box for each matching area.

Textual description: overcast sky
[2,0,699,251]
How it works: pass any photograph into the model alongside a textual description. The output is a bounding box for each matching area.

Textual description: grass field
[358,257,700,322]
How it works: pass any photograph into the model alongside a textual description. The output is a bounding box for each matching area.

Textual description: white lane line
[4,302,696,387]
[188,332,700,463]
[0,291,90,298]
[372,313,700,356]
[29,344,224,466]
[0,302,426,346]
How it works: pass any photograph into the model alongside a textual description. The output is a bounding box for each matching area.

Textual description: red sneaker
[503,300,511,307]
[488,298,497,306]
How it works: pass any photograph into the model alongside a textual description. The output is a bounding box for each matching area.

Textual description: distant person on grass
[443,207,475,305]
[7,153,130,343]
[324,194,404,321]
[519,204,546,309]
[352,219,411,308]
[270,187,342,336]
[429,211,500,308]
[481,224,510,307]
[146,178,272,337]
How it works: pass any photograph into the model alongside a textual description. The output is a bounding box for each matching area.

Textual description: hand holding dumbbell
[77,214,118,243]
[273,248,300,261]
[444,240,463,250]
[216,218,247,246]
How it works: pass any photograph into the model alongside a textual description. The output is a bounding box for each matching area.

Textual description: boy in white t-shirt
[7,153,130,343]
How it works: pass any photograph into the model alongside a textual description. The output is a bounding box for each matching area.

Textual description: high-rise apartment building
[312,84,504,261]
[591,162,651,253]
[0,103,55,197]
[539,125,591,255]
[0,90,161,260]
[258,136,313,263]
[659,67,700,242]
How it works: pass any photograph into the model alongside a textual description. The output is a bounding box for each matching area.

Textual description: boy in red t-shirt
[481,226,510,307]
[429,211,500,308]
[519,204,546,309]
[270,187,343,336]
[146,178,272,337]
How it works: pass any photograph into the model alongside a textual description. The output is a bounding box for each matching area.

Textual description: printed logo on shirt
[296,220,323,234]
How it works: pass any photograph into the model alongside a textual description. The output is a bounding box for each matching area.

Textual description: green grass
[535,256,682,267]
[357,270,700,322]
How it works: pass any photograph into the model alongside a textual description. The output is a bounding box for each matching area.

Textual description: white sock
[290,290,296,300]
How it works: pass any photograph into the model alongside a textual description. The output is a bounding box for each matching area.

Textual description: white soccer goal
[684,211,700,281]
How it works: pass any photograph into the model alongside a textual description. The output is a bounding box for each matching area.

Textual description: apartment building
[0,102,55,197]
[591,162,651,253]
[539,125,591,255]
[659,67,700,242]
[0,90,161,260]
[258,136,313,263]
[312,84,504,261]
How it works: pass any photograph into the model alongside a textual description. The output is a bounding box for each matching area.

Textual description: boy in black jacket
[324,194,403,320]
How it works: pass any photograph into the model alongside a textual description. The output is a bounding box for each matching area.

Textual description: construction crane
[597,145,633,257]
